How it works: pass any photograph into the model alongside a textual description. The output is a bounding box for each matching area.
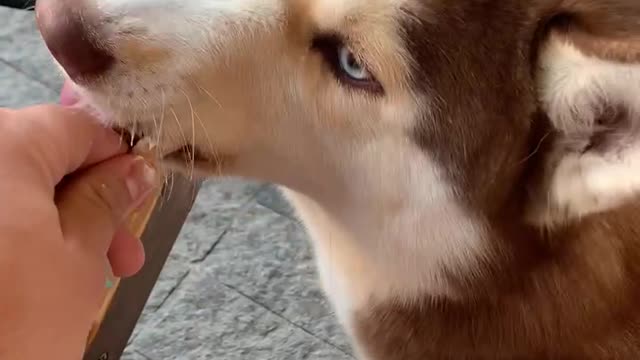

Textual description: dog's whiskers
[196,85,223,109]
[158,90,172,194]
[179,88,198,180]
[167,106,191,199]
[193,111,223,176]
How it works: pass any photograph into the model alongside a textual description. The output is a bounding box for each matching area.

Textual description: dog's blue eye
[338,46,370,81]
[311,34,383,94]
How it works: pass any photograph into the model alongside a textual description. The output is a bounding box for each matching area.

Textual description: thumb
[56,155,156,257]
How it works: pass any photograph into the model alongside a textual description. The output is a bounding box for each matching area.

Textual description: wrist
[0,284,91,360]
[0,316,88,360]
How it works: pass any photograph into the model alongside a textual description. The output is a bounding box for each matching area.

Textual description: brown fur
[355,1,640,359]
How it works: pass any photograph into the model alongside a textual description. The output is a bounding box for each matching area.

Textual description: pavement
[0,7,352,360]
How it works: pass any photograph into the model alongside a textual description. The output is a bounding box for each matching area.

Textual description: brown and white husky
[35,0,640,358]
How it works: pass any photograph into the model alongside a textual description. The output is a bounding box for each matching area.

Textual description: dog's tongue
[59,80,79,106]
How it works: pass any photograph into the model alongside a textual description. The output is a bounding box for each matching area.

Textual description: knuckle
[0,122,30,156]
[0,108,48,147]
[4,120,63,179]
[2,106,82,177]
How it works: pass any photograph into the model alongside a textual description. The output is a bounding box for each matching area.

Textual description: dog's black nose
[35,0,114,81]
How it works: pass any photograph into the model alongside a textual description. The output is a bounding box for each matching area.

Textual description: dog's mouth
[112,126,143,149]
[61,80,221,173]
[112,126,215,169]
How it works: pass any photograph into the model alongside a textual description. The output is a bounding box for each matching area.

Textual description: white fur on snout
[65,0,285,157]
[536,38,640,225]
[97,0,278,41]
[93,0,281,80]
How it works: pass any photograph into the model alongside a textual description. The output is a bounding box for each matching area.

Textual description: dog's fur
[35,0,640,358]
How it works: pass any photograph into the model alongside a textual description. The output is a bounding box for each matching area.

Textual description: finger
[5,104,126,191]
[108,228,145,278]
[56,155,156,256]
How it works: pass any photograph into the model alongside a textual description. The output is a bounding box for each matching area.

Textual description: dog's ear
[528,0,640,226]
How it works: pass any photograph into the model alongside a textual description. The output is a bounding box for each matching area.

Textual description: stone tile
[255,184,296,220]
[202,204,353,354]
[0,8,62,90]
[169,178,264,262]
[129,252,191,342]
[131,179,263,338]
[132,269,351,360]
[142,253,191,311]
[0,63,57,107]
[121,347,152,360]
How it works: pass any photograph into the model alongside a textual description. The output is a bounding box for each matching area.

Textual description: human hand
[0,104,156,360]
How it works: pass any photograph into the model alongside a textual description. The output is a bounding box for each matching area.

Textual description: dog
[35,0,640,358]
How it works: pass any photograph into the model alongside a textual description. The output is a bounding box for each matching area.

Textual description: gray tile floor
[0,7,352,360]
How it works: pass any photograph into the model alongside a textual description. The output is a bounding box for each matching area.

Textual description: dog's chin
[163,150,229,179]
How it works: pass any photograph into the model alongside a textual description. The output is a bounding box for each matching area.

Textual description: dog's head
[35,0,640,260]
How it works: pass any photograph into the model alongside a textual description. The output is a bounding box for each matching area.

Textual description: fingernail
[126,157,156,201]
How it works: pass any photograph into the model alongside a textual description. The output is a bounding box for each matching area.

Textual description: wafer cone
[86,141,161,346]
